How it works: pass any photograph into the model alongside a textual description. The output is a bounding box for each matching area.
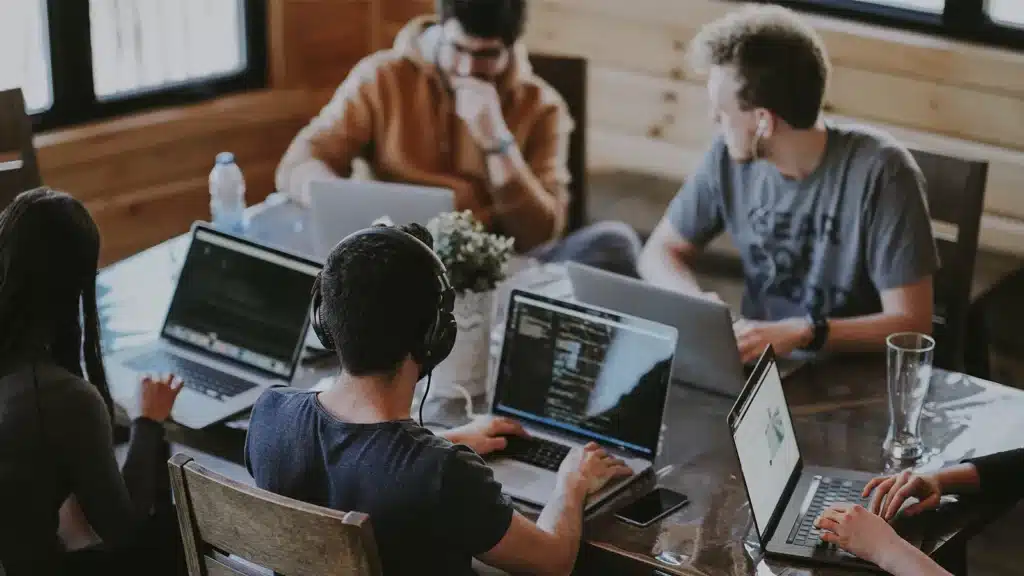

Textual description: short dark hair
[436,0,527,45]
[690,5,830,130]
[320,224,440,377]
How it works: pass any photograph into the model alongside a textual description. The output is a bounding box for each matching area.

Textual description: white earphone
[756,116,769,137]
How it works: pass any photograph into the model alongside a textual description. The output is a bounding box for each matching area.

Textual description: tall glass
[884,332,935,462]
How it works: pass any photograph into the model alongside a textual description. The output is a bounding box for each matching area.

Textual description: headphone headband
[309,225,457,380]
[335,226,452,295]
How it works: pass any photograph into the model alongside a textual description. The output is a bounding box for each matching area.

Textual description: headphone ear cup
[310,276,335,351]
[426,312,458,372]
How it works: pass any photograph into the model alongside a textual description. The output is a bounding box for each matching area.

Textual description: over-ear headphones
[310,226,457,379]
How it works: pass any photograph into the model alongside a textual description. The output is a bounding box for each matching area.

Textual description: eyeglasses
[447,41,506,61]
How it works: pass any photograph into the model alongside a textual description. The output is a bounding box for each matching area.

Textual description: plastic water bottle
[209,152,247,234]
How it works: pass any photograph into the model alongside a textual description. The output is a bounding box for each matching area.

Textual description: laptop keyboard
[501,435,572,472]
[125,351,258,402]
[787,476,868,548]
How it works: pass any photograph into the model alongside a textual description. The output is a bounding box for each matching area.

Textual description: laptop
[567,262,804,398]
[728,345,924,570]
[307,179,454,261]
[106,224,321,429]
[487,289,678,512]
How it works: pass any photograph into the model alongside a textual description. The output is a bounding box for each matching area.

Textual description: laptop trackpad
[491,460,551,492]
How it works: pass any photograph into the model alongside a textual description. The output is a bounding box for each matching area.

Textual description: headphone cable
[418,372,432,428]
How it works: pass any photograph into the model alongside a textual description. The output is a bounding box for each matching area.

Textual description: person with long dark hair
[0,188,183,575]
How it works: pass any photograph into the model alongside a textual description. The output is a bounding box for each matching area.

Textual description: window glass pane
[987,0,1024,27]
[90,0,247,99]
[0,0,53,113]
[800,0,944,13]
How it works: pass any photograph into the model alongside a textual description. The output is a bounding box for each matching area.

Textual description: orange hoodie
[275,16,574,251]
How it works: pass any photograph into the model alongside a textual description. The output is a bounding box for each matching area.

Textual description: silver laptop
[307,179,454,261]
[567,262,803,398]
[107,224,321,429]
[729,346,924,570]
[487,289,677,512]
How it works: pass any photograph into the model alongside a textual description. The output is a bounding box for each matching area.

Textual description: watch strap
[484,134,516,156]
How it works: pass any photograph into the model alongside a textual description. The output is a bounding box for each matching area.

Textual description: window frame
[754,0,1024,52]
[33,0,267,133]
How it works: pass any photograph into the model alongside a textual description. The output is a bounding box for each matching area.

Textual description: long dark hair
[0,188,111,416]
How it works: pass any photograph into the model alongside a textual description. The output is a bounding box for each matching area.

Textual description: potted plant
[427,210,515,399]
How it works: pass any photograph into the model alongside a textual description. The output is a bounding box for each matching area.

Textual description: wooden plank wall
[380,0,1024,254]
[33,0,1024,263]
[521,0,1024,254]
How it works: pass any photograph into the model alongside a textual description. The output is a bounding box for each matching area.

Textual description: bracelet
[484,134,516,156]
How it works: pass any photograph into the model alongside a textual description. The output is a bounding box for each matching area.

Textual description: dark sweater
[0,363,167,575]
[966,448,1024,504]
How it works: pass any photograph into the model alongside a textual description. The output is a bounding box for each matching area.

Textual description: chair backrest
[168,453,383,576]
[0,88,42,210]
[910,148,989,372]
[529,54,587,234]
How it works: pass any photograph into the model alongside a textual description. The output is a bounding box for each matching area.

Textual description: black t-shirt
[245,388,514,575]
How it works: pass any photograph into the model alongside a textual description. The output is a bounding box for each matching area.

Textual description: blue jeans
[528,220,642,278]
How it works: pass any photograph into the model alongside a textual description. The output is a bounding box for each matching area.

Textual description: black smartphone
[614,488,690,527]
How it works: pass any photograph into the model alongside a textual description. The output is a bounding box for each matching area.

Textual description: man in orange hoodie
[276,0,641,277]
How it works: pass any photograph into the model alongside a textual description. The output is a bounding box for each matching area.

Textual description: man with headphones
[245,223,632,576]
[639,6,938,364]
[275,0,642,278]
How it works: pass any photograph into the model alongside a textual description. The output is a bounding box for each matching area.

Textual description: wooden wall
[34,0,373,265]
[377,0,1024,255]
[33,0,1024,263]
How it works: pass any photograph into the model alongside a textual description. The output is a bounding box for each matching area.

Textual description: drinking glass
[884,332,935,462]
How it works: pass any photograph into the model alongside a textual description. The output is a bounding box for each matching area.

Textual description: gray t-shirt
[668,123,939,321]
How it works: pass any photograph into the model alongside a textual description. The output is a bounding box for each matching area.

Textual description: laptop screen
[493,291,677,457]
[730,352,801,539]
[162,227,320,378]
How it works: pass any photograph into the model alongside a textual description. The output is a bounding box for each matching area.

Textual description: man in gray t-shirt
[639,6,938,363]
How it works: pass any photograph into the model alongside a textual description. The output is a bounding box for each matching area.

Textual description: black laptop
[728,345,925,570]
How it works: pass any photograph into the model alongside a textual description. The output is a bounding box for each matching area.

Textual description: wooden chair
[529,54,587,234]
[0,88,42,210]
[910,148,989,372]
[168,453,383,576]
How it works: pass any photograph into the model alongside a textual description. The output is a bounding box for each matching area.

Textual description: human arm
[440,415,527,456]
[735,277,934,363]
[637,217,705,296]
[452,77,571,251]
[58,375,180,546]
[275,57,379,205]
[964,447,1024,503]
[638,144,727,294]
[475,443,632,576]
[816,505,951,576]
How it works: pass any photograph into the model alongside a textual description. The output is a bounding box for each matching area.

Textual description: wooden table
[103,198,1024,575]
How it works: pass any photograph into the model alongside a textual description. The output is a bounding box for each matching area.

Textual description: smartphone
[614,488,690,527]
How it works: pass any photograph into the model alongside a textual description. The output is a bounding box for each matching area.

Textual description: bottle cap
[215,152,236,165]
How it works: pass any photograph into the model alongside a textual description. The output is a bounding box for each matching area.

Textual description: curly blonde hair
[689,5,830,129]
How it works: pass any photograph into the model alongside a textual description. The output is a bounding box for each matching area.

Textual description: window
[988,0,1024,28]
[857,0,943,13]
[0,0,265,132]
[0,0,52,113]
[770,0,1024,50]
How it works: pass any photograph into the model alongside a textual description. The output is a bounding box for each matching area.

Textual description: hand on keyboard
[814,504,907,568]
[138,373,184,422]
[864,469,943,521]
[444,416,528,456]
[557,443,633,497]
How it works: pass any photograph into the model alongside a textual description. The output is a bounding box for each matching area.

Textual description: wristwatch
[484,134,516,156]
[804,310,829,352]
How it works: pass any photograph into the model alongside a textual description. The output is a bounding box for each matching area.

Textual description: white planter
[431,289,495,399]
